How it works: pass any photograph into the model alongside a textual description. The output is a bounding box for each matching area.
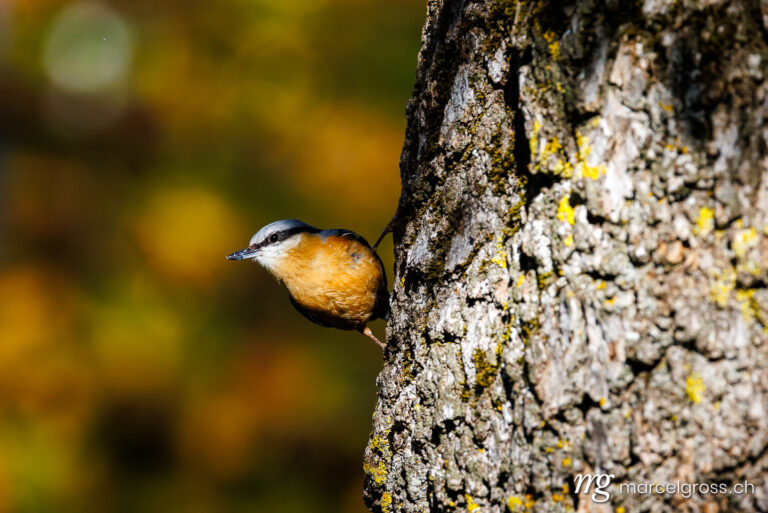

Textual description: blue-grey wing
[321,229,371,247]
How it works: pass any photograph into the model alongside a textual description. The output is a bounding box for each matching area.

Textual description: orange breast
[272,233,386,329]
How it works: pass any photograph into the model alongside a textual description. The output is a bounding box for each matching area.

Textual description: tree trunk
[363,1,768,512]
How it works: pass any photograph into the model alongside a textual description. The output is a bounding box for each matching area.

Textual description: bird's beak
[226,246,258,261]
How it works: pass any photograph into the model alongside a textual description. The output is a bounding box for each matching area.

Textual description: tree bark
[363,1,768,512]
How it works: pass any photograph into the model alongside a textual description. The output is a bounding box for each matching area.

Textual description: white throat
[252,235,301,272]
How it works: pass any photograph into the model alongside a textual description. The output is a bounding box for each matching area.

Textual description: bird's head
[226,219,319,271]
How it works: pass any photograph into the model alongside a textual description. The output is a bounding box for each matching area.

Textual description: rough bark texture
[363,1,768,512]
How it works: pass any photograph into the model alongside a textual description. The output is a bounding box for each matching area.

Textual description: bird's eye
[269,234,278,243]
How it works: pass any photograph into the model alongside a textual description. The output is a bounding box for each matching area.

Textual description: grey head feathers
[248,219,319,248]
[226,219,319,262]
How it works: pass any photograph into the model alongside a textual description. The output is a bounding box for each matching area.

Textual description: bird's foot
[372,211,399,252]
[362,325,387,351]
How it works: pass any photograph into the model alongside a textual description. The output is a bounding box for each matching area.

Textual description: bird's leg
[362,325,387,350]
[372,211,398,252]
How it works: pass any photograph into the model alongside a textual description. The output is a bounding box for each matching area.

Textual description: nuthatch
[226,220,389,349]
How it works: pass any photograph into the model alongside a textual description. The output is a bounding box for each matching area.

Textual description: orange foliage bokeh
[0,0,422,511]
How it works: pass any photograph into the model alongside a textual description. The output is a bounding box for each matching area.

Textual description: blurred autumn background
[0,0,421,511]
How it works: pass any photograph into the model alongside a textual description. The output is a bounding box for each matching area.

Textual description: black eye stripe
[253,226,320,250]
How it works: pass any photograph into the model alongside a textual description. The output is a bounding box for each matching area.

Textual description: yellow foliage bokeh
[134,188,243,284]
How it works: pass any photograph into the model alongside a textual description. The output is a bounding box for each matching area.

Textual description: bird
[226,219,390,349]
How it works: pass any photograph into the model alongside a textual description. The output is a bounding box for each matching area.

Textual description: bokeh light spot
[43,2,133,94]
[0,267,74,371]
[134,187,243,285]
